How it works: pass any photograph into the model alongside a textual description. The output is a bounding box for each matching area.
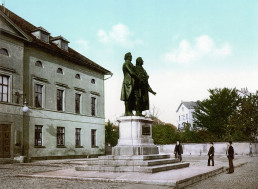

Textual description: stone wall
[159,142,258,156]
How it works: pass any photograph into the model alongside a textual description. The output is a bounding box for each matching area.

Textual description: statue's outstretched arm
[148,85,156,95]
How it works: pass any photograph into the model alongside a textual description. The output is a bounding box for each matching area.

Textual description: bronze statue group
[174,140,235,174]
[121,52,156,116]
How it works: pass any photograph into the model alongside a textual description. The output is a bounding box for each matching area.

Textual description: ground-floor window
[35,125,43,146]
[91,129,96,147]
[75,128,81,147]
[57,127,65,146]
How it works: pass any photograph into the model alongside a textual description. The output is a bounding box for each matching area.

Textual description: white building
[176,101,197,129]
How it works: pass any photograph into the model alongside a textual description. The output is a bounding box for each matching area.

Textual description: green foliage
[105,120,119,146]
[193,88,240,140]
[152,124,177,144]
[178,122,201,143]
[227,91,258,141]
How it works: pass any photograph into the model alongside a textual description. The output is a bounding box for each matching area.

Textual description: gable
[0,12,30,41]
[180,104,189,113]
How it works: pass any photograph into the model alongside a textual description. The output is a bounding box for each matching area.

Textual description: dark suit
[121,60,136,101]
[227,145,234,173]
[208,146,214,166]
[174,144,183,162]
[121,60,137,114]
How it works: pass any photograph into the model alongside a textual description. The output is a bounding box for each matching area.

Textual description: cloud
[164,35,232,64]
[97,24,142,48]
[75,39,89,55]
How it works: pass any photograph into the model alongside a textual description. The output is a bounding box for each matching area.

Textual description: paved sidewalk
[1,155,256,189]
[16,155,250,188]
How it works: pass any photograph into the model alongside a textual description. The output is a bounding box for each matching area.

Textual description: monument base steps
[75,154,190,173]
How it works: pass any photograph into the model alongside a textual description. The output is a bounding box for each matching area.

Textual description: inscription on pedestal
[142,125,150,135]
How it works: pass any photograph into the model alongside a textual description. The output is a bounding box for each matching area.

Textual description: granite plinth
[113,116,158,155]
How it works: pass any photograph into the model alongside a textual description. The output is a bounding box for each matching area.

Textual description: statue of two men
[120,52,156,116]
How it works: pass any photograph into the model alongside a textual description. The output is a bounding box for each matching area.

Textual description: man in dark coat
[120,52,138,116]
[174,141,183,162]
[227,141,234,174]
[208,142,215,166]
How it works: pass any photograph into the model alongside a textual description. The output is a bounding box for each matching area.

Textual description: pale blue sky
[6,0,258,124]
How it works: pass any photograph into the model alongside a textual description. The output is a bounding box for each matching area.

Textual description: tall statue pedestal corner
[112,116,159,156]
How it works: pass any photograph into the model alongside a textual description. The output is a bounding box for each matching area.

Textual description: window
[57,68,63,74]
[179,116,180,121]
[182,107,184,111]
[91,129,96,147]
[75,74,80,79]
[57,89,64,111]
[75,93,81,114]
[57,127,65,146]
[35,125,43,146]
[91,79,95,84]
[0,75,9,102]
[35,61,43,68]
[61,42,68,51]
[91,97,96,116]
[41,32,49,43]
[186,114,188,119]
[0,48,9,56]
[35,84,43,108]
[75,128,81,147]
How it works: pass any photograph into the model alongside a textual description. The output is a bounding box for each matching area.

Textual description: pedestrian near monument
[208,142,214,166]
[174,141,183,162]
[227,141,234,174]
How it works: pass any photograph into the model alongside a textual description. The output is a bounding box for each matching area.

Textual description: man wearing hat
[174,140,183,162]
[227,141,234,173]
[208,142,215,166]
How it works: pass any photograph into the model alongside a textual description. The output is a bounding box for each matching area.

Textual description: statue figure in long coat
[134,57,156,116]
[120,52,138,116]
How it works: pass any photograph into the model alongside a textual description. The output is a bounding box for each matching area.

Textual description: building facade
[176,101,197,129]
[0,6,111,161]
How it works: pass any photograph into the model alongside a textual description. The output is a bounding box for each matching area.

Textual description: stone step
[84,158,180,166]
[75,162,190,173]
[147,158,180,166]
[76,165,140,172]
[98,154,171,161]
[145,162,190,173]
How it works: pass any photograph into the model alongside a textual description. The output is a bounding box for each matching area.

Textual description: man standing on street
[174,140,183,162]
[227,141,234,174]
[208,142,215,166]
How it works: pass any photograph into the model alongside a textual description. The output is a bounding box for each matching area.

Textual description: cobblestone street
[0,156,257,189]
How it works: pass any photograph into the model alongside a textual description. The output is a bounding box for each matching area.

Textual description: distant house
[176,101,197,129]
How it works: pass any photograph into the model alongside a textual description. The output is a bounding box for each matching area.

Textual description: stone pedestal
[112,116,159,155]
